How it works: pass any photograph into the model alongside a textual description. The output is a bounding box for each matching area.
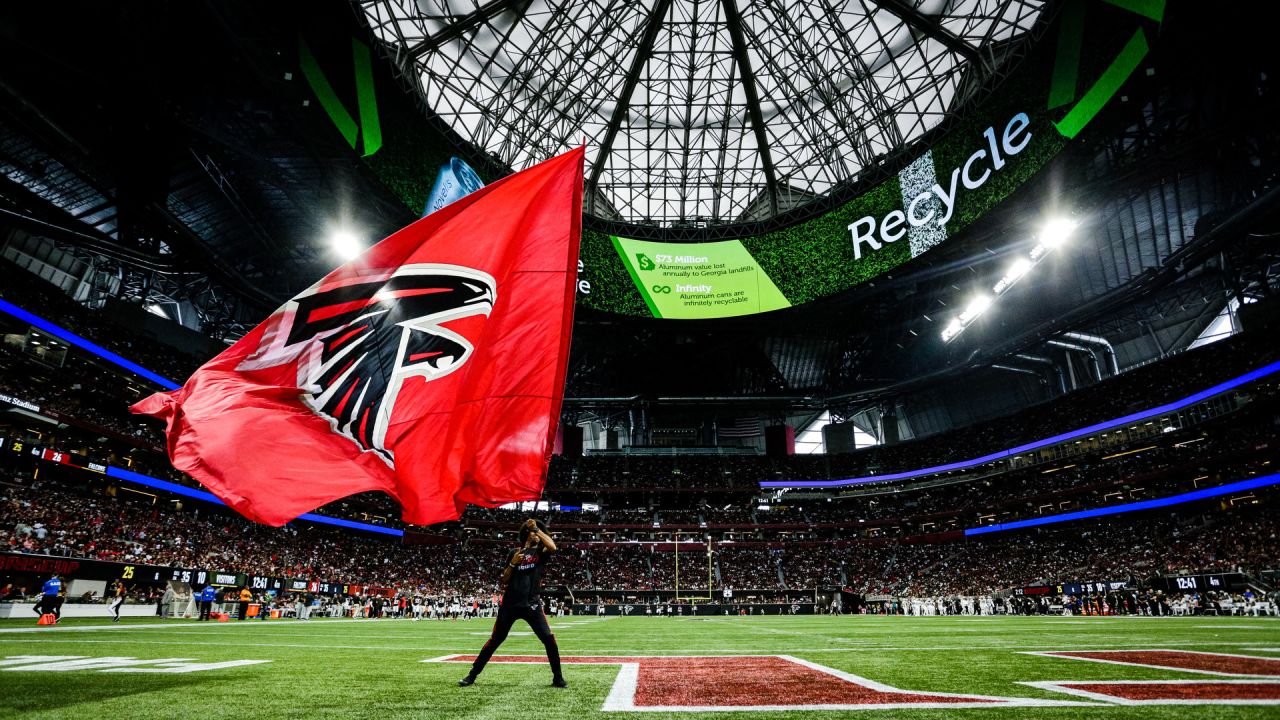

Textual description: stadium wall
[0,603,156,619]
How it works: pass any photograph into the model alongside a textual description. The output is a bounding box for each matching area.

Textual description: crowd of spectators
[0,347,163,449]
[602,508,654,524]
[580,544,650,590]
[843,504,1280,597]
[536,395,1277,540]
[3,472,1276,596]
[0,477,503,597]
[658,509,703,525]
[718,547,783,589]
[700,505,756,525]
[2,259,1279,601]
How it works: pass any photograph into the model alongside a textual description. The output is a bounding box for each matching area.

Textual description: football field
[0,614,1277,718]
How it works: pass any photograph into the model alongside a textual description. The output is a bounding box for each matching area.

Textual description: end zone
[1020,648,1280,705]
[425,654,1096,711]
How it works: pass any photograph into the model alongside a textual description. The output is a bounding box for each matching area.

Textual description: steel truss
[357,0,1054,232]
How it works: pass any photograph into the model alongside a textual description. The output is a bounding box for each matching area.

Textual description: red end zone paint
[1022,649,1280,706]
[633,656,989,707]
[1040,650,1280,677]
[432,655,1087,711]
[1062,682,1280,702]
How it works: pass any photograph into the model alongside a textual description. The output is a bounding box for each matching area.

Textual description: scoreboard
[1152,573,1244,592]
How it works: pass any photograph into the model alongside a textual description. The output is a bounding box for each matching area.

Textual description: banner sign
[1014,581,1127,596]
[248,574,283,592]
[423,157,485,216]
[169,568,209,586]
[0,392,40,413]
[0,553,350,595]
[0,552,170,584]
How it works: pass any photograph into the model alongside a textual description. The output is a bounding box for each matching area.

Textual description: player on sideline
[109,579,127,622]
[458,519,565,688]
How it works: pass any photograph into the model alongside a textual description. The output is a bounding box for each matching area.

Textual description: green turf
[0,614,1276,718]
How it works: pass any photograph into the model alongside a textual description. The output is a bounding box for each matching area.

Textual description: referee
[458,519,565,688]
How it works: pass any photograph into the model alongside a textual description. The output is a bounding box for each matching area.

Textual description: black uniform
[467,548,562,681]
[109,582,126,621]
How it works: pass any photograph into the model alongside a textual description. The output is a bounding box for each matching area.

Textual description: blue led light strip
[3,301,401,536]
[106,466,404,537]
[964,472,1280,536]
[762,358,1280,489]
[0,298,182,390]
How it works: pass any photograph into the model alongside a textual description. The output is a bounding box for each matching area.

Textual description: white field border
[424,654,1098,711]
[1019,679,1280,706]
[1020,648,1280,678]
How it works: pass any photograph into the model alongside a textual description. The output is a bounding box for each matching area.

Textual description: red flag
[132,148,584,526]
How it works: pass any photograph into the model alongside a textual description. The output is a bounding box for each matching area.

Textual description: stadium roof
[358,0,1048,226]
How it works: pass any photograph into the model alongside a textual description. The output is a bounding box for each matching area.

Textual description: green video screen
[610,237,791,319]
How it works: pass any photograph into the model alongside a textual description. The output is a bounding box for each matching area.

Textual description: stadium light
[959,294,992,323]
[1038,217,1077,248]
[941,217,1077,343]
[993,258,1033,293]
[940,318,963,342]
[330,230,364,260]
[942,295,993,341]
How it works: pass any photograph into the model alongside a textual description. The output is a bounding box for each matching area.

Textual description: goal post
[673,531,713,603]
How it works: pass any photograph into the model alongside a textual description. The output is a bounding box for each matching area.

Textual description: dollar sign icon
[637,253,655,271]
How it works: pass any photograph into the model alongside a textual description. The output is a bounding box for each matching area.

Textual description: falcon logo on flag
[237,265,496,464]
[131,147,584,527]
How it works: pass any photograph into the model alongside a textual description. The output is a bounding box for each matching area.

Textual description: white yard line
[0,618,400,634]
[6,636,1279,654]
[1019,679,1280,706]
[1020,648,1280,677]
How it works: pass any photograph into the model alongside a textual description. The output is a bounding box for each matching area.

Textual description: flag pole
[674,533,680,603]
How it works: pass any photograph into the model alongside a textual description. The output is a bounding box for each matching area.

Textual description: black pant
[469,603,562,679]
[199,600,212,621]
[34,596,63,619]
[238,601,249,620]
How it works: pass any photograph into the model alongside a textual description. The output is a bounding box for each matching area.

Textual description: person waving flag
[133,148,584,526]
